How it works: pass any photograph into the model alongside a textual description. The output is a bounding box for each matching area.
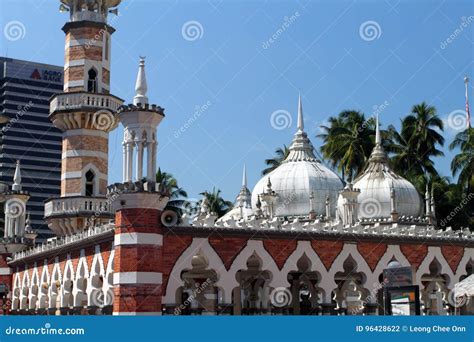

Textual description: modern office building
[0,57,63,239]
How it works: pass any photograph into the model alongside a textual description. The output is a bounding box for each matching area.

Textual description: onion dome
[349,114,423,219]
[251,95,343,218]
[217,165,253,222]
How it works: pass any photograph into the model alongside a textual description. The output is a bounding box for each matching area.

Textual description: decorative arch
[453,247,474,283]
[28,264,40,310]
[19,268,31,309]
[48,258,62,310]
[163,237,226,304]
[416,246,455,289]
[371,245,411,286]
[74,250,89,307]
[38,260,50,309]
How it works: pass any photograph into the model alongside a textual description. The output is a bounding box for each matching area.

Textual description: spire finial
[375,112,381,145]
[297,93,304,131]
[465,76,471,129]
[133,56,148,105]
[242,164,247,188]
[12,160,21,191]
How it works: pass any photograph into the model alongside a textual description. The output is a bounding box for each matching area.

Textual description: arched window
[87,68,98,93]
[85,170,95,196]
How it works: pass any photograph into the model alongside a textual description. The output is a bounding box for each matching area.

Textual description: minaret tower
[45,0,124,236]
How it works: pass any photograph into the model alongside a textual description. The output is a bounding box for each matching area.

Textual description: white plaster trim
[64,59,86,69]
[453,247,474,283]
[61,171,107,181]
[67,39,102,48]
[62,150,108,160]
[64,80,84,89]
[415,246,455,289]
[0,268,11,275]
[64,129,108,138]
[114,233,163,246]
[113,272,162,285]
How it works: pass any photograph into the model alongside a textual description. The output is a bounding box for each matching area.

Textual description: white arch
[28,264,40,310]
[163,237,226,304]
[370,245,411,287]
[60,255,75,308]
[280,240,330,302]
[38,260,50,309]
[103,248,115,307]
[11,271,21,310]
[48,258,62,309]
[74,250,89,307]
[87,245,106,306]
[326,243,373,302]
[19,268,31,309]
[416,246,455,289]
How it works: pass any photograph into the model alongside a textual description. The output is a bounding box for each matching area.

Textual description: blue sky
[1,0,473,202]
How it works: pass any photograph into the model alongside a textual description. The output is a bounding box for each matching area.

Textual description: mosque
[3,0,473,316]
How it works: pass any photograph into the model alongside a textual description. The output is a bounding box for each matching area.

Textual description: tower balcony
[44,196,114,236]
[49,92,123,132]
[44,196,113,218]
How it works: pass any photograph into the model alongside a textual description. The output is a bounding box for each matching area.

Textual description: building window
[87,68,98,93]
[85,170,95,196]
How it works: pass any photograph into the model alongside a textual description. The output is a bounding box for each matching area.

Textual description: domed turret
[348,114,423,220]
[251,95,343,218]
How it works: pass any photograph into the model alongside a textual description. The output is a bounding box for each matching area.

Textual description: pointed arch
[163,237,226,304]
[453,247,474,283]
[38,260,50,309]
[416,246,455,289]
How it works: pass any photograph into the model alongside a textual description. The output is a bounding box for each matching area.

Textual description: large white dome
[251,96,343,218]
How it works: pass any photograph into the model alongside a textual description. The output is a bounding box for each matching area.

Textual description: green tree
[262,145,289,175]
[155,168,188,214]
[318,110,375,181]
[199,187,232,218]
[449,127,474,192]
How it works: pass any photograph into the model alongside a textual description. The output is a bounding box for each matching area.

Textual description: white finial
[242,164,247,188]
[465,76,471,129]
[297,93,304,131]
[375,113,381,145]
[133,56,148,105]
[12,160,21,191]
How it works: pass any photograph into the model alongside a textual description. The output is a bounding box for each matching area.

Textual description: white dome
[252,161,343,217]
[251,96,343,218]
[340,117,423,220]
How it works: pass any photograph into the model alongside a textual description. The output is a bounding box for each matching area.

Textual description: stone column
[136,142,143,180]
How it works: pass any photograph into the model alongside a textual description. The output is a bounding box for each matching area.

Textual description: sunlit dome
[342,114,423,220]
[251,96,343,218]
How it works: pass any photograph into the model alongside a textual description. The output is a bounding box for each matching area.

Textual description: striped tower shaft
[113,198,163,315]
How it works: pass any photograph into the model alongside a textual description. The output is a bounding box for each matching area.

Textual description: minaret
[119,57,164,183]
[108,57,168,316]
[45,0,124,236]
[4,161,30,240]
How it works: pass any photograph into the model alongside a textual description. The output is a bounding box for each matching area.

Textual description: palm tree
[389,102,444,180]
[262,145,289,175]
[199,187,232,218]
[318,110,375,181]
[450,127,474,192]
[155,168,188,214]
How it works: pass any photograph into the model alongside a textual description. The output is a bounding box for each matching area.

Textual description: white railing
[44,196,113,218]
[12,223,114,261]
[50,92,123,113]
